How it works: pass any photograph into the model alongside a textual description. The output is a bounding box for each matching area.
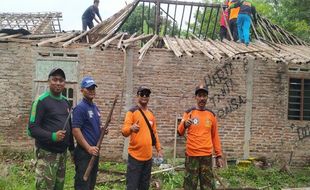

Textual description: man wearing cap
[72,76,106,190]
[28,68,75,190]
[178,84,223,190]
[122,86,163,190]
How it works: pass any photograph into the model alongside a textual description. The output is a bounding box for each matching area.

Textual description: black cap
[137,86,151,95]
[195,84,208,95]
[48,68,66,80]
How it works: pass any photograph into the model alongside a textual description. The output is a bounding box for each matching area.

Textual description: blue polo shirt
[72,98,101,146]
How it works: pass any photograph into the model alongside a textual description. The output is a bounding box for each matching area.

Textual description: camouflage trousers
[34,147,67,190]
[184,155,215,190]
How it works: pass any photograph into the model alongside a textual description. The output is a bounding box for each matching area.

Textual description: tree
[120,4,180,36]
[250,0,309,42]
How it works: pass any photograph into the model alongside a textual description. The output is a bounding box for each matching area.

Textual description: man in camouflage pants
[178,84,224,190]
[28,68,74,189]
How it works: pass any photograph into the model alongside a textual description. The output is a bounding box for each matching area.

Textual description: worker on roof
[82,0,103,31]
[228,0,240,41]
[220,0,230,41]
[229,0,257,46]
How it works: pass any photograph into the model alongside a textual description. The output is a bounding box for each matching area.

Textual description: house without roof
[0,0,309,166]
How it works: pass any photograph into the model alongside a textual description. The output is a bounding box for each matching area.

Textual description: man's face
[49,75,65,95]
[137,90,150,106]
[195,91,208,108]
[81,85,96,100]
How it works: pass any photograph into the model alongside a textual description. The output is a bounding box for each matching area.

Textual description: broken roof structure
[0,0,309,65]
[0,12,62,34]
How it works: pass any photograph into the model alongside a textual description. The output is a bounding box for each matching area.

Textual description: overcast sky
[2,0,204,31]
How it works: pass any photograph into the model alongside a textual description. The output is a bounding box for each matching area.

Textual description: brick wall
[0,42,309,165]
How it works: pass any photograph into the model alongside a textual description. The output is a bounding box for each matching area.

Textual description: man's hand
[184,119,193,129]
[157,149,163,158]
[130,121,140,133]
[55,130,66,141]
[87,146,99,156]
[216,156,224,168]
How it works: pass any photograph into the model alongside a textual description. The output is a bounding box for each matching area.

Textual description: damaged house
[0,0,309,166]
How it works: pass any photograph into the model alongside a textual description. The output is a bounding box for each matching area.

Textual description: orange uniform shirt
[228,1,240,20]
[122,106,161,161]
[178,107,222,157]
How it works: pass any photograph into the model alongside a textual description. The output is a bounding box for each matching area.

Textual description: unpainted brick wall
[0,42,309,165]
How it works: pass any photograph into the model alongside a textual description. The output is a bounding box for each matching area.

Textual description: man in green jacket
[28,68,74,190]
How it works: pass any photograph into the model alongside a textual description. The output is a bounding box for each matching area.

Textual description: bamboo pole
[0,33,23,40]
[138,35,158,66]
[89,31,114,49]
[62,31,89,48]
[117,33,126,49]
[183,39,198,52]
[175,37,193,57]
[50,32,77,44]
[162,36,171,50]
[250,19,259,41]
[138,34,158,55]
[102,32,124,48]
[37,34,72,47]
[225,40,256,60]
[20,33,58,39]
[164,35,183,57]
[208,39,235,58]
[219,39,237,53]
[189,39,214,60]
[99,10,130,35]
[278,44,310,60]
[204,40,223,61]
[0,33,8,37]
[122,32,138,49]
[62,20,104,48]
[122,34,153,44]
[190,33,222,61]
[257,18,274,43]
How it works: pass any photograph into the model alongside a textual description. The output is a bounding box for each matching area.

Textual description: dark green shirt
[28,91,74,153]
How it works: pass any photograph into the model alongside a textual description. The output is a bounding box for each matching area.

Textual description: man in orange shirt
[178,85,223,190]
[228,0,240,41]
[122,86,163,190]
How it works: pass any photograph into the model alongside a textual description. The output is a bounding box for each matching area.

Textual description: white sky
[1,0,204,31]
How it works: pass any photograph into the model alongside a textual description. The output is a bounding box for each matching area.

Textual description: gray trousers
[126,154,153,190]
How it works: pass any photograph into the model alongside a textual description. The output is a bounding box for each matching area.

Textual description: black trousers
[229,18,238,41]
[220,26,228,41]
[74,145,99,190]
[126,154,153,190]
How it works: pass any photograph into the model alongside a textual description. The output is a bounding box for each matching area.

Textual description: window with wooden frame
[288,78,310,121]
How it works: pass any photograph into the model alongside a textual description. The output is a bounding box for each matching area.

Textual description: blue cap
[81,76,97,88]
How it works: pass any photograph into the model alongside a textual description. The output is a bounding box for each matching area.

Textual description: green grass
[0,150,309,190]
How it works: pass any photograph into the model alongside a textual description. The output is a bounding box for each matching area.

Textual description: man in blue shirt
[82,0,103,31]
[72,76,106,190]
